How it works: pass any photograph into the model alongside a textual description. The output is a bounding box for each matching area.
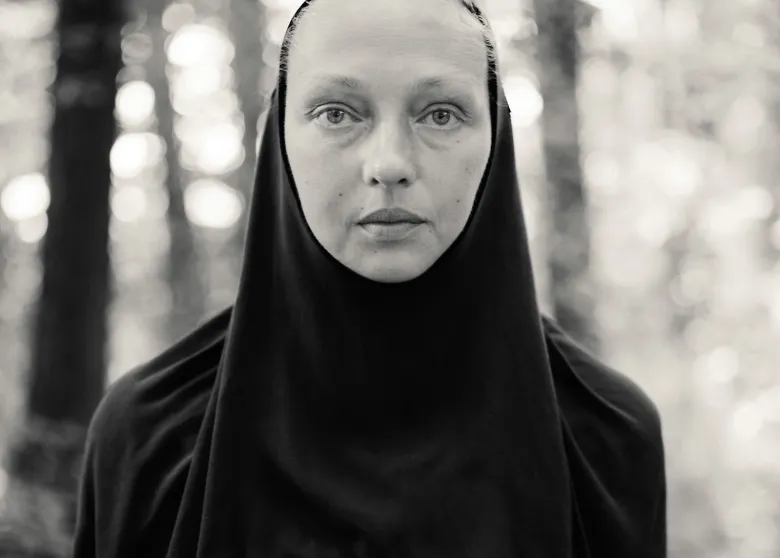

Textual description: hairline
[278,0,498,78]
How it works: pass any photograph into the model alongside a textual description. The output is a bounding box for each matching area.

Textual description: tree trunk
[0,0,124,554]
[146,0,207,342]
[532,0,598,352]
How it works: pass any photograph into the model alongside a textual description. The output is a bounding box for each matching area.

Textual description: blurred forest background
[0,0,778,556]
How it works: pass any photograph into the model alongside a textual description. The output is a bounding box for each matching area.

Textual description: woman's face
[284,0,492,283]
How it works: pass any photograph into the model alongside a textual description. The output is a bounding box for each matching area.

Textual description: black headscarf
[73,1,666,556]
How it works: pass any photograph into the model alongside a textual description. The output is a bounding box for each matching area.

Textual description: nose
[362,120,418,188]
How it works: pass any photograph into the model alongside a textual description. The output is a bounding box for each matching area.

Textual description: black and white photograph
[0,0,776,556]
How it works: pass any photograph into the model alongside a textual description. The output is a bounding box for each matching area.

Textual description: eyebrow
[306,74,480,95]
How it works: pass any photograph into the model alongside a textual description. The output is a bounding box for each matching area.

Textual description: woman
[72,0,667,556]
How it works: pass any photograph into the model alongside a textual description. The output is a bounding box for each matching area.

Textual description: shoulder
[541,314,663,452]
[541,315,666,555]
[87,306,232,452]
[74,308,231,555]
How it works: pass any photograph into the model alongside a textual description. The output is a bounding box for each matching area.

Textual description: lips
[357,208,426,225]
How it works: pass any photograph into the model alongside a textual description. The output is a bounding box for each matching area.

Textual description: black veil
[72,2,665,557]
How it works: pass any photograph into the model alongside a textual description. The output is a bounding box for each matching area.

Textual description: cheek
[435,144,488,224]
[287,138,354,225]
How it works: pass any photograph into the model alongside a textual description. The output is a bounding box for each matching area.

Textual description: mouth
[357,207,426,226]
[356,208,426,242]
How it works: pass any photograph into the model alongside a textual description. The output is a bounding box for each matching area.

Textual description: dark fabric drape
[73,2,666,557]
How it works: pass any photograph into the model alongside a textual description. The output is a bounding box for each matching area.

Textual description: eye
[419,107,463,130]
[313,106,360,128]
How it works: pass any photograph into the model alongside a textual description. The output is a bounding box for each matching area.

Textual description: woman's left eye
[420,108,462,129]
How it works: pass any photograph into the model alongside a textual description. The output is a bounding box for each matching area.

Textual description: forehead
[287,0,487,87]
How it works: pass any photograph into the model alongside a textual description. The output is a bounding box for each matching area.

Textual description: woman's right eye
[313,107,359,128]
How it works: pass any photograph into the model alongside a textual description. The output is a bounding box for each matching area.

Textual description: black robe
[72,2,666,556]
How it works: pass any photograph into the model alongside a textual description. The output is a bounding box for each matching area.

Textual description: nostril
[373,177,410,188]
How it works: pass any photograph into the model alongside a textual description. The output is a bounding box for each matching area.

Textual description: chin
[362,268,422,283]
[352,253,435,283]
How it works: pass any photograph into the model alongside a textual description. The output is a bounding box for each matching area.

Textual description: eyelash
[311,104,467,131]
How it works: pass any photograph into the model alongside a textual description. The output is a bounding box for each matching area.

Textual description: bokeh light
[0,173,50,222]
[590,0,640,43]
[110,133,165,178]
[15,213,48,244]
[183,179,243,229]
[162,3,196,34]
[0,0,56,41]
[664,1,700,44]
[111,185,148,223]
[174,66,225,99]
[167,24,235,68]
[116,81,156,128]
[503,73,544,128]
[193,121,244,174]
